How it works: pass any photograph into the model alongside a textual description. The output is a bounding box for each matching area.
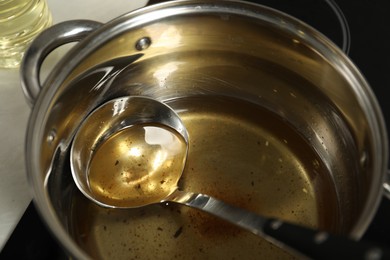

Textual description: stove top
[1,0,389,259]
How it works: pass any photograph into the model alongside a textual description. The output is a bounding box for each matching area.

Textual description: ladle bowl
[70,96,188,208]
[70,96,390,260]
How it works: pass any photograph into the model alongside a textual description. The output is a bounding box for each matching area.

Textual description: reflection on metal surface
[325,0,351,53]
[153,62,182,87]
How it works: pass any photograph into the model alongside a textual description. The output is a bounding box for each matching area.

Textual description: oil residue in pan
[69,95,339,260]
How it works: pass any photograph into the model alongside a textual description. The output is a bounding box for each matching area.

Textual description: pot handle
[20,20,103,107]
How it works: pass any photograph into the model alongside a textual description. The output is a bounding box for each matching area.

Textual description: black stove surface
[1,0,389,259]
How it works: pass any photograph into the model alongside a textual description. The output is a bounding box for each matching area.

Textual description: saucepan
[20,0,389,259]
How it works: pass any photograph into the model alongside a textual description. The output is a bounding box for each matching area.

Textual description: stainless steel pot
[21,1,389,259]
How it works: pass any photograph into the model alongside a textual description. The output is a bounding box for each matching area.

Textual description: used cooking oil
[88,123,187,208]
[0,0,52,68]
[70,95,340,260]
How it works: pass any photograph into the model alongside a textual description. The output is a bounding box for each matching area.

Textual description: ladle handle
[20,20,103,107]
[384,169,390,200]
[168,190,390,260]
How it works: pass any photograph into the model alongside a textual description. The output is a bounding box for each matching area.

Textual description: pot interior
[34,1,386,259]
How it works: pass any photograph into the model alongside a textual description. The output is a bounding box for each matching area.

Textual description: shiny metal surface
[20,0,388,259]
[385,171,390,200]
[70,96,189,208]
[20,20,103,106]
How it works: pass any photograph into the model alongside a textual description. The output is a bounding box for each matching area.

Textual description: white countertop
[0,0,147,250]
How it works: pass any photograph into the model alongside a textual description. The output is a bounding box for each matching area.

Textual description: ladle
[70,96,390,260]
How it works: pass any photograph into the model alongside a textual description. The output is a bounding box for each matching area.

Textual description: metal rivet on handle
[47,129,57,144]
[135,37,151,51]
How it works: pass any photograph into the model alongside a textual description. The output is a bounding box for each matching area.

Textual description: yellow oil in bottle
[0,0,52,68]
